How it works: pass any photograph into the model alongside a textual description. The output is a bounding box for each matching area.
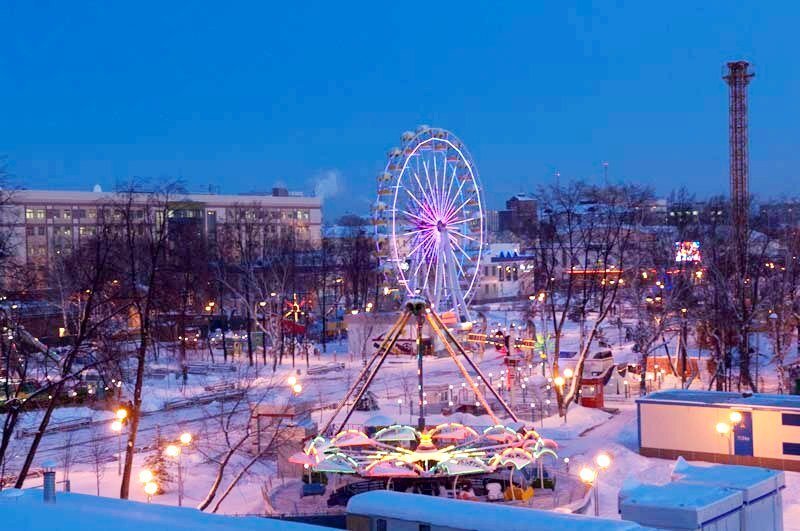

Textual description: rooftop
[0,489,325,530]
[637,389,800,410]
[11,189,321,208]
[347,491,647,531]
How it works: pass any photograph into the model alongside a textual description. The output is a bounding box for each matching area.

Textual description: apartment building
[0,188,322,283]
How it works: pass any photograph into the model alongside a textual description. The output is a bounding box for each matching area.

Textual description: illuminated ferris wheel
[372,126,484,321]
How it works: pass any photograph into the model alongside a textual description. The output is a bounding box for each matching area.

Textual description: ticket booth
[579,375,605,409]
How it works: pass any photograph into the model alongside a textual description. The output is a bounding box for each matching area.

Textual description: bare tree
[116,182,180,499]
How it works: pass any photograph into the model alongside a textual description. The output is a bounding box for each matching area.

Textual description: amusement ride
[291,127,557,500]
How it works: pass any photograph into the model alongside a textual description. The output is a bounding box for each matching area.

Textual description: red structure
[579,375,605,409]
[723,60,754,267]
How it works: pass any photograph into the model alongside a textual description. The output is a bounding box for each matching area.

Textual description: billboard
[674,241,701,263]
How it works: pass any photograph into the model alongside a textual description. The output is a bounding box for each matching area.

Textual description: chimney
[42,459,57,503]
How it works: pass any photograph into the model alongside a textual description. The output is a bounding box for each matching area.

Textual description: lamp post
[111,407,127,476]
[715,422,733,457]
[166,434,193,508]
[594,452,612,514]
[579,467,598,516]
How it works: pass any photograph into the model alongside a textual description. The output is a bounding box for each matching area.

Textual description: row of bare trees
[0,178,379,496]
[529,182,800,417]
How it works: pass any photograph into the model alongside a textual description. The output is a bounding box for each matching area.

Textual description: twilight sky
[1,1,799,220]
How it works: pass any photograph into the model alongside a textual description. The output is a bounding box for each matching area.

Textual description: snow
[619,482,744,529]
[346,491,649,530]
[639,389,800,409]
[0,489,324,530]
[671,458,786,501]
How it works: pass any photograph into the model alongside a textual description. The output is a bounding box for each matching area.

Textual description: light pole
[770,312,778,393]
[594,452,612,514]
[579,467,598,516]
[715,422,733,457]
[111,407,128,476]
[165,432,193,508]
[139,469,156,503]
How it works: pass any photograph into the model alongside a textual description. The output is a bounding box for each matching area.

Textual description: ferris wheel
[373,126,485,321]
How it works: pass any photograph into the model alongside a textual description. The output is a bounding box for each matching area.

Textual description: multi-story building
[473,243,535,303]
[0,187,322,286]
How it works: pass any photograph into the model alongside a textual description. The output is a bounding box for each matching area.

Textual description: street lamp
[138,469,153,483]
[115,408,128,421]
[164,444,184,506]
[563,368,574,379]
[292,383,303,394]
[180,432,193,446]
[729,411,743,425]
[287,375,297,386]
[144,481,158,503]
[111,420,123,476]
[579,466,599,516]
[715,422,733,456]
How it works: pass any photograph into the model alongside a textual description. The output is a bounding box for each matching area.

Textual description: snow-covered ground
[3,307,799,527]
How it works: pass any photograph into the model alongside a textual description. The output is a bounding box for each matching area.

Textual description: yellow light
[292,383,303,394]
[715,422,731,435]
[110,420,123,432]
[642,272,648,279]
[179,432,193,445]
[554,376,565,387]
[115,408,128,420]
[383,286,391,296]
[165,444,181,457]
[259,301,267,307]
[287,375,297,386]
[58,327,67,337]
[563,368,574,379]
[579,467,596,484]
[144,481,158,496]
[729,411,742,424]
[595,452,611,469]
[695,270,703,279]
[138,469,153,483]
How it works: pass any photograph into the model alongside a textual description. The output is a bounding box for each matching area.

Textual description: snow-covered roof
[619,482,743,529]
[671,458,785,502]
[347,491,648,531]
[0,489,323,531]
[638,389,800,410]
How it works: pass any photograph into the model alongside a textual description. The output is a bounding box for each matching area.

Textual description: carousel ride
[290,128,557,500]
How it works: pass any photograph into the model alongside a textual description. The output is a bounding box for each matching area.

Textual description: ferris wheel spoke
[447,216,479,227]
[421,161,438,216]
[449,236,474,263]
[442,174,470,219]
[452,230,479,243]
[404,187,436,221]
[444,164,458,212]
[412,170,437,214]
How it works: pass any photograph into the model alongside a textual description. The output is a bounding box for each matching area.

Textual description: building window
[62,209,72,220]
[376,519,387,531]
[26,226,34,236]
[783,442,800,456]
[782,413,800,426]
[25,208,46,220]
[38,226,46,235]
[75,209,86,219]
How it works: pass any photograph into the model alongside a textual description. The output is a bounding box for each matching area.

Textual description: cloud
[312,169,341,200]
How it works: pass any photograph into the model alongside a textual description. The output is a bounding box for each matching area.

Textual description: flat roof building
[0,188,322,287]
[638,389,800,471]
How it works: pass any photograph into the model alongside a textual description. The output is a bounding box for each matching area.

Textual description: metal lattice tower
[723,61,754,266]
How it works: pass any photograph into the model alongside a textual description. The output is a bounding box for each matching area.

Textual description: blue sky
[2,1,799,220]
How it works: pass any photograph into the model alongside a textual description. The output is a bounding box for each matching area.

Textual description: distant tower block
[723,60,754,265]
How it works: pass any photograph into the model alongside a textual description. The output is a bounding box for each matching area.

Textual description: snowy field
[2,307,799,528]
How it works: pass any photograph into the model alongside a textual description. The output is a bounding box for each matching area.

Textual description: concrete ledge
[639,446,800,471]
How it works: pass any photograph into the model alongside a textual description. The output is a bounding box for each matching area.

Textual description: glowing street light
[287,375,297,386]
[716,422,733,456]
[292,383,303,394]
[115,408,128,421]
[729,411,743,424]
[111,419,124,476]
[138,469,153,483]
[179,432,193,445]
[595,452,612,470]
[563,368,574,379]
[144,481,158,502]
[579,467,599,516]
[165,444,181,458]
[554,376,565,388]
